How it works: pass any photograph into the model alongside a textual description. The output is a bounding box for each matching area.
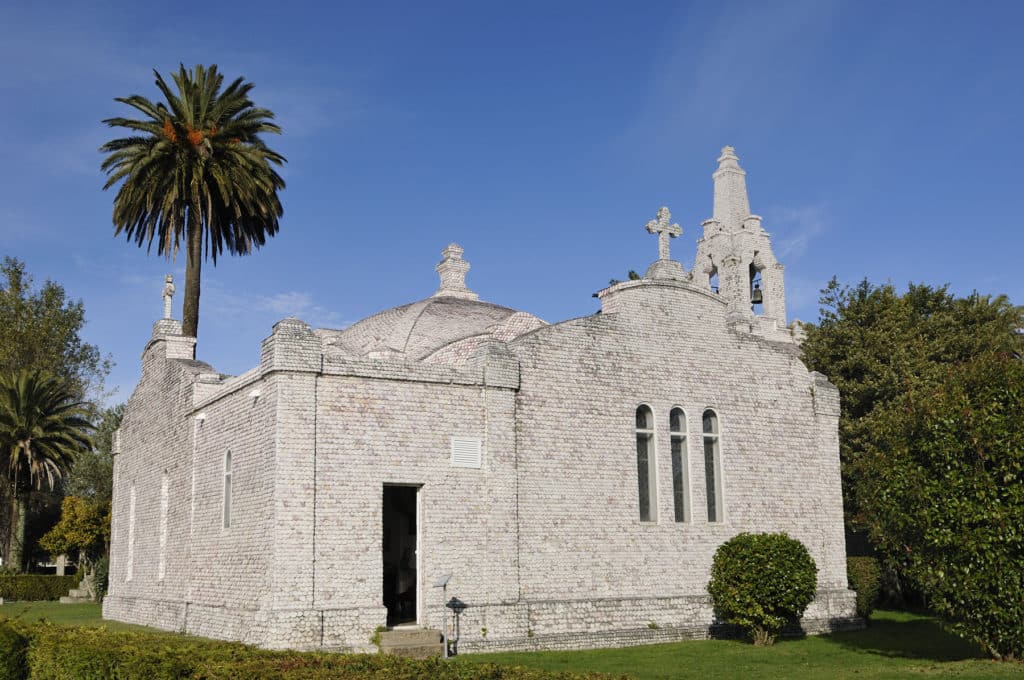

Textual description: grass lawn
[460,611,1021,679]
[2,605,1019,679]
[0,600,152,632]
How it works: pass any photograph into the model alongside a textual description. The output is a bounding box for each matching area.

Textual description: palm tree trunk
[9,490,27,573]
[182,221,202,345]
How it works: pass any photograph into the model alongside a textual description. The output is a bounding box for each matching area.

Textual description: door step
[378,629,444,659]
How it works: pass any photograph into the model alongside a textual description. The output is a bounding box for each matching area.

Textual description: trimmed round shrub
[0,621,29,680]
[708,532,818,645]
[846,556,881,621]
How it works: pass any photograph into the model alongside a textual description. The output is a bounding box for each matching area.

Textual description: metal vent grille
[450,436,482,469]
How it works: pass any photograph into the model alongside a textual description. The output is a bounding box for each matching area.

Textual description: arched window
[703,410,723,522]
[158,472,168,580]
[635,406,657,522]
[749,263,764,314]
[223,451,232,529]
[126,482,136,581]
[670,408,689,522]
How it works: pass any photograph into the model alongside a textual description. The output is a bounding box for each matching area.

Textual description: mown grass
[0,600,152,632]
[2,604,1019,678]
[460,611,1021,679]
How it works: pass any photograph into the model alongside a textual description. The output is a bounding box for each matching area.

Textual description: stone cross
[645,207,681,261]
[162,274,175,319]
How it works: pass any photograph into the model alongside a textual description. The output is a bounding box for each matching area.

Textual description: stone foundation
[104,588,861,653]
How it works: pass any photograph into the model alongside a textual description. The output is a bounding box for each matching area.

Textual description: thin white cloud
[616,0,843,153]
[768,205,828,261]
[783,272,825,324]
[0,209,53,243]
[199,278,345,330]
[255,290,344,327]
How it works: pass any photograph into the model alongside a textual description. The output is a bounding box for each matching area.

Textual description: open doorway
[383,485,418,626]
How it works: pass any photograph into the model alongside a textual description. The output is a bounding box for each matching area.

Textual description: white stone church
[104,147,858,652]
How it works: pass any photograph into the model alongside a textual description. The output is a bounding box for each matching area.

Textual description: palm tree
[0,371,92,572]
[101,64,286,341]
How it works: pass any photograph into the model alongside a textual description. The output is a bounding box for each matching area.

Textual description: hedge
[0,621,28,680]
[0,576,79,602]
[846,556,881,621]
[0,621,618,680]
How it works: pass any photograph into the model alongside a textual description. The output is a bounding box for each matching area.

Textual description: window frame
[635,404,658,522]
[702,409,725,523]
[158,471,169,580]
[126,482,136,582]
[223,450,233,530]
[669,406,691,523]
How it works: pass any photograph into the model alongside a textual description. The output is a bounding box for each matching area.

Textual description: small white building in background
[104,147,859,651]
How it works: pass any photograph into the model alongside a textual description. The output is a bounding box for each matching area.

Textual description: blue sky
[3,0,1022,403]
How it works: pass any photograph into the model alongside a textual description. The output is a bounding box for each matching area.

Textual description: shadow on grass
[823,612,987,662]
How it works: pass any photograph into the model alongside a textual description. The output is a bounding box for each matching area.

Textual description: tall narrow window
[158,472,169,580]
[223,451,232,529]
[670,408,690,522]
[703,410,723,522]
[126,483,136,581]
[635,406,657,522]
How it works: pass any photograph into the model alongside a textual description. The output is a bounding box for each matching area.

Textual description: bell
[751,283,763,304]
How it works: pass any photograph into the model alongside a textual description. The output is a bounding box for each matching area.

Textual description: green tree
[0,371,93,572]
[39,496,108,571]
[801,279,1023,530]
[100,64,286,341]
[0,257,111,402]
[862,353,1024,660]
[65,403,122,505]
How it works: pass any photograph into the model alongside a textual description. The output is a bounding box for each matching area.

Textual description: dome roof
[319,244,546,363]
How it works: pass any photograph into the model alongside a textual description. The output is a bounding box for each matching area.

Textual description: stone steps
[378,628,444,659]
[59,574,95,604]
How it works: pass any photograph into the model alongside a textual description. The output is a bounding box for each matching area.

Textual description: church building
[103,147,858,652]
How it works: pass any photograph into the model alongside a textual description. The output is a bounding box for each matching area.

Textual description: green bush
[708,532,818,645]
[860,352,1024,661]
[93,557,109,601]
[847,556,881,620]
[23,623,616,680]
[0,621,29,680]
[0,575,78,602]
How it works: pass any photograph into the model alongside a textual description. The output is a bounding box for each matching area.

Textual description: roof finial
[713,145,751,230]
[432,243,479,300]
[162,274,175,319]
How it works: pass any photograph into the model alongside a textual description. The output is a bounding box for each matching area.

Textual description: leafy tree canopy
[65,404,121,505]
[39,495,108,568]
[802,278,1023,659]
[0,370,93,571]
[0,257,111,404]
[863,353,1024,660]
[801,278,1023,529]
[101,64,286,340]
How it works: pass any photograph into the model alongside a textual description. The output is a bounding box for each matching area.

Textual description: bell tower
[694,146,786,326]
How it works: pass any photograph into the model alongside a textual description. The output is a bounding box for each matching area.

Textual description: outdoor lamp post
[445,597,468,656]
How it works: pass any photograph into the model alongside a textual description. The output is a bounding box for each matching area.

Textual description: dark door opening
[383,485,418,626]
